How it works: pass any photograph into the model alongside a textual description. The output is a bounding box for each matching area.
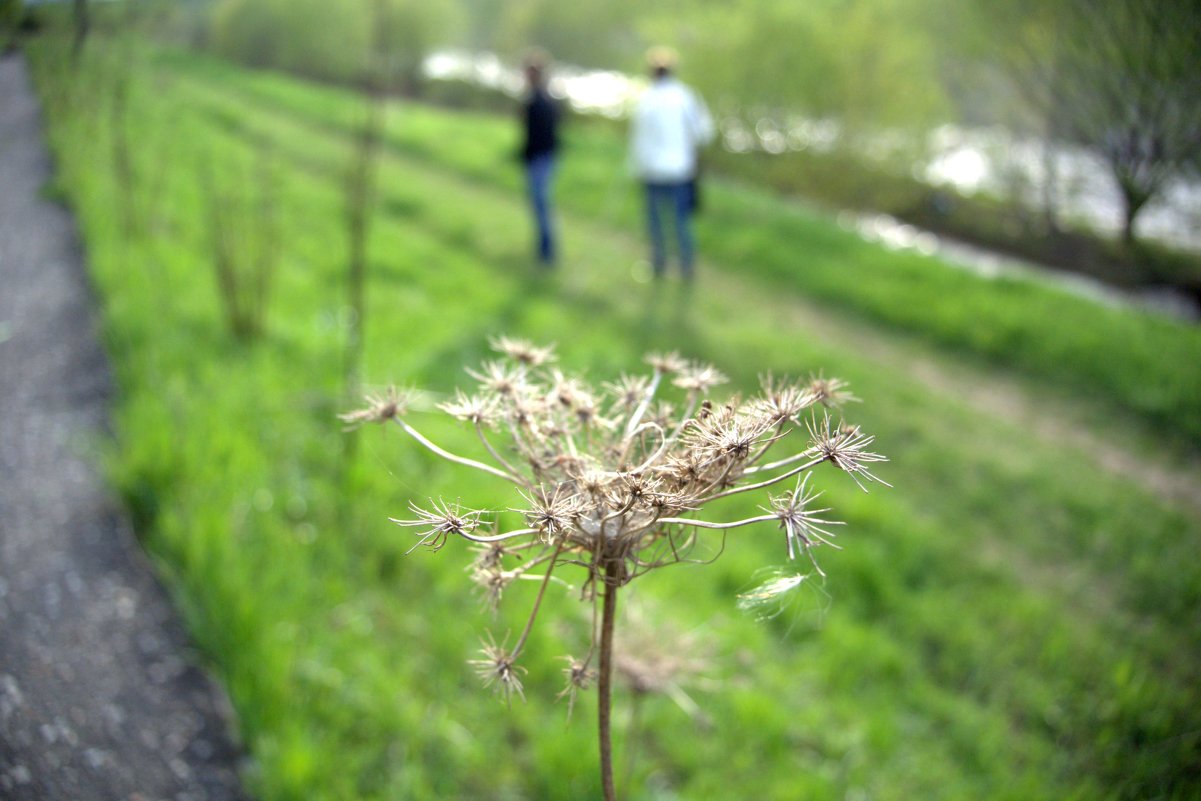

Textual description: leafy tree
[647,0,950,135]
[977,0,1201,245]
[492,0,642,69]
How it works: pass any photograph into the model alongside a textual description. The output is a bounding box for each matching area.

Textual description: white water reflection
[842,212,1197,319]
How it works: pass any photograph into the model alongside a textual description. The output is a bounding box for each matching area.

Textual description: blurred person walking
[519,49,560,267]
[629,46,714,280]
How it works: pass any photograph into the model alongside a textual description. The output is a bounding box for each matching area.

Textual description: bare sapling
[201,146,279,341]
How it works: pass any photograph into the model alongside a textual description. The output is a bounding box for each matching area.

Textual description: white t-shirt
[629,77,715,183]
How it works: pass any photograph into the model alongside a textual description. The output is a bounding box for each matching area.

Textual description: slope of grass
[26,33,1201,801]
[155,46,1201,450]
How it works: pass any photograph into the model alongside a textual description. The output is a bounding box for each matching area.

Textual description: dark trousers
[526,154,556,264]
[645,181,694,278]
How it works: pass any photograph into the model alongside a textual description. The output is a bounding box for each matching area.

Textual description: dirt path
[0,53,248,800]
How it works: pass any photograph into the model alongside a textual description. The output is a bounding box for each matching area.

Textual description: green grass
[26,32,1201,801]
[152,46,1201,450]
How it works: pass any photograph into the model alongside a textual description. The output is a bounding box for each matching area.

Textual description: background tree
[491,0,641,70]
[977,0,1201,245]
[209,0,460,91]
[640,0,951,142]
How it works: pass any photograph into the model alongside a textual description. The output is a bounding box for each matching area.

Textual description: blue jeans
[645,181,694,278]
[526,154,556,264]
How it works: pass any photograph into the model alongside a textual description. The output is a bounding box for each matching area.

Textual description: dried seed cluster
[342,336,888,703]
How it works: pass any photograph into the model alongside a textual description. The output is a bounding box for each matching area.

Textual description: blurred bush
[208,0,460,92]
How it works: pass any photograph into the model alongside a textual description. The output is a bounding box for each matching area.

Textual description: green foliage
[491,0,643,69]
[25,31,1201,801]
[948,0,1201,243]
[654,0,950,131]
[209,0,366,82]
[208,0,460,89]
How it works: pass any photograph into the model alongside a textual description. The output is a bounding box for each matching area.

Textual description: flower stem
[511,541,564,660]
[598,560,621,801]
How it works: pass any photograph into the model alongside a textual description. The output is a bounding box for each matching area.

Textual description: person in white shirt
[629,47,715,280]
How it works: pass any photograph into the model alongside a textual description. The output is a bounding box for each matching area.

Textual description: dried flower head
[470,562,518,612]
[673,362,728,393]
[439,389,501,428]
[755,374,818,424]
[763,473,844,574]
[808,373,857,407]
[390,499,487,554]
[806,413,890,491]
[469,637,526,704]
[490,335,557,367]
[345,340,888,801]
[517,485,582,543]
[557,656,598,718]
[468,360,528,397]
[345,341,886,716]
[338,385,410,429]
[645,351,688,374]
[605,374,651,410]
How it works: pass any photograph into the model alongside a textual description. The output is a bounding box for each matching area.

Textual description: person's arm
[518,100,533,161]
[628,100,646,176]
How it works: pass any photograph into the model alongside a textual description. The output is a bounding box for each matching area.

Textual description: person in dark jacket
[520,50,560,266]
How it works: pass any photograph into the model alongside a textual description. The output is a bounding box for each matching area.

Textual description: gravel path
[0,52,249,801]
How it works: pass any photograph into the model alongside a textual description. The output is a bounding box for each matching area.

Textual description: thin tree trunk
[341,0,388,460]
[1121,193,1143,248]
[71,0,88,64]
[341,106,378,460]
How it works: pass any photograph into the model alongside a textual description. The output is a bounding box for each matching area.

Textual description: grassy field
[26,31,1201,801]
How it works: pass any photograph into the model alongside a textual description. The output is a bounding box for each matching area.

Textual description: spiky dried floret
[468,359,528,397]
[556,656,597,717]
[546,369,592,408]
[763,474,844,572]
[517,485,582,542]
[808,373,857,407]
[390,499,487,553]
[439,389,501,427]
[655,452,707,493]
[673,362,728,393]
[490,335,557,367]
[755,375,818,424]
[605,374,651,410]
[470,637,526,703]
[506,394,547,429]
[806,413,890,491]
[470,563,518,612]
[338,386,410,429]
[609,472,667,510]
[471,542,509,570]
[645,350,687,374]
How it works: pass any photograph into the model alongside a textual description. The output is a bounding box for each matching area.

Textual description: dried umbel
[342,337,888,800]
